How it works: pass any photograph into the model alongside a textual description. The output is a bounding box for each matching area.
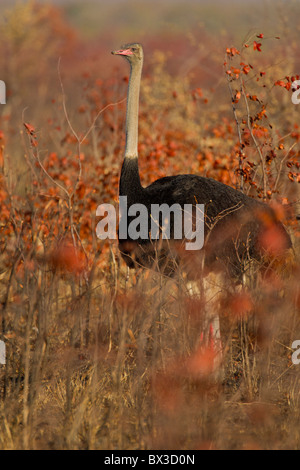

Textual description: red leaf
[23,122,36,136]
[253,41,262,51]
[259,224,291,255]
[50,243,86,274]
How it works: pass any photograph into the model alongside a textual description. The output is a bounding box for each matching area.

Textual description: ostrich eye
[131,47,137,53]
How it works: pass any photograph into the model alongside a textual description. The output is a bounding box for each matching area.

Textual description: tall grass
[0,1,299,449]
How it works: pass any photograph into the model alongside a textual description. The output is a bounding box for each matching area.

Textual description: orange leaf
[230,291,253,318]
[226,47,240,57]
[234,91,241,102]
[275,80,286,87]
[185,345,217,377]
[232,68,241,76]
[242,65,251,74]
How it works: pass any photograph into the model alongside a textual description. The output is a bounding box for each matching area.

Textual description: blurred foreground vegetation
[0,0,299,450]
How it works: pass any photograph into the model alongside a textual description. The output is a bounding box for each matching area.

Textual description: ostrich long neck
[119,58,143,203]
[125,60,142,158]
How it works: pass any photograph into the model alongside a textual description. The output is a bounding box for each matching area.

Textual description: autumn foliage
[0,0,299,451]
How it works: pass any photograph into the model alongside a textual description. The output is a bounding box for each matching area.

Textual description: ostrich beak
[111,48,133,56]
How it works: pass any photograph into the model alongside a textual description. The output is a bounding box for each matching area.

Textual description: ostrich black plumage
[112,43,292,278]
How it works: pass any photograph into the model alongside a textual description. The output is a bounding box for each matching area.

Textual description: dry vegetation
[0,0,299,450]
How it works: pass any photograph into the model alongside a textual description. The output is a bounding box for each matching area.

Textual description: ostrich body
[112,43,292,279]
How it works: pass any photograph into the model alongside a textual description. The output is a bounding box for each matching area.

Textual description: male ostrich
[111,43,291,278]
[111,42,292,370]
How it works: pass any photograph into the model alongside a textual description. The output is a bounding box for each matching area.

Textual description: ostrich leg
[187,274,223,378]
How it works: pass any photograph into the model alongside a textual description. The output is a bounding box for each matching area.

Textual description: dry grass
[0,250,299,449]
[0,0,300,450]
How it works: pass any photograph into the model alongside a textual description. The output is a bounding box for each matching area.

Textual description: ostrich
[111,43,292,366]
[111,43,291,277]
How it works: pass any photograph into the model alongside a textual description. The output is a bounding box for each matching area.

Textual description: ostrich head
[111,43,143,65]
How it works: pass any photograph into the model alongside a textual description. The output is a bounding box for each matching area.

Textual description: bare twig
[274,141,297,192]
[240,79,267,200]
[225,67,245,192]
